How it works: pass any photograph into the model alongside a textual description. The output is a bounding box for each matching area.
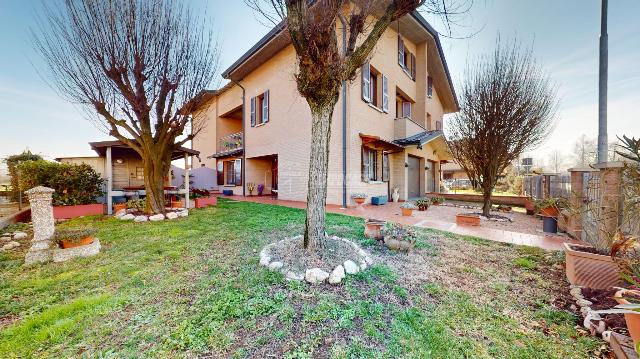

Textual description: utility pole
[597,0,608,163]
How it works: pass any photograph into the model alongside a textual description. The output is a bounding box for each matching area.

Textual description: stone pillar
[567,168,596,239]
[24,186,55,265]
[594,162,624,243]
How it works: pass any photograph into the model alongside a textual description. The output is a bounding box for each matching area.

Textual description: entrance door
[426,160,437,192]
[407,156,421,199]
[271,156,278,193]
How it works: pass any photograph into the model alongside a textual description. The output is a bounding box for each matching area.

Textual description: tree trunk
[303,105,335,250]
[482,186,492,217]
[142,149,171,214]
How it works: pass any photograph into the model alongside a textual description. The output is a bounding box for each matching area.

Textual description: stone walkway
[223,195,580,251]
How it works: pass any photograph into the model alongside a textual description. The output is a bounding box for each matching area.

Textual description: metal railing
[218,132,243,153]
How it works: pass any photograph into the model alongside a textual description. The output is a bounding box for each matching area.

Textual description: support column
[594,161,624,243]
[184,153,190,209]
[106,146,113,215]
[24,186,55,265]
[567,167,597,239]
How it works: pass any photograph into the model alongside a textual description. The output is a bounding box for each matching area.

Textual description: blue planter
[542,216,557,233]
[371,195,388,205]
[222,189,234,196]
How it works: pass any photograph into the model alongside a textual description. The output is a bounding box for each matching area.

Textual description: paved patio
[223,195,581,250]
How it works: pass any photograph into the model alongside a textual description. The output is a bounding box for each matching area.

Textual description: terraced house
[191,8,458,207]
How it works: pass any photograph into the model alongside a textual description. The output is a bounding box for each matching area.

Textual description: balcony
[394,117,425,141]
[217,132,243,154]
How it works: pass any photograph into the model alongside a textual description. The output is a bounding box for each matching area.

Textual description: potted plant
[534,197,567,217]
[352,192,367,205]
[127,199,146,213]
[400,202,416,216]
[257,183,265,196]
[415,198,430,211]
[247,182,256,195]
[564,224,622,289]
[391,187,400,202]
[364,219,386,240]
[54,228,97,249]
[382,223,416,251]
[113,202,127,213]
[430,196,445,205]
[603,289,640,351]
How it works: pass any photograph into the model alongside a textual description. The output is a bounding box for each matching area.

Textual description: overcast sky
[0,0,638,171]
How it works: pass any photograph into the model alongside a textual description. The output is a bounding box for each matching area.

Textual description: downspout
[231,78,246,196]
[339,15,347,208]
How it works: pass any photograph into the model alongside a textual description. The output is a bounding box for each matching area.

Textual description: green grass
[0,199,600,358]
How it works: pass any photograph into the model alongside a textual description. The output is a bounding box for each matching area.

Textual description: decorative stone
[114,209,127,218]
[177,210,189,217]
[305,268,330,284]
[52,239,101,262]
[359,260,368,271]
[343,260,360,275]
[328,265,345,284]
[13,232,28,240]
[286,271,304,281]
[268,261,283,271]
[576,299,593,307]
[580,306,592,316]
[166,212,178,220]
[570,287,583,298]
[259,249,271,266]
[1,236,11,242]
[149,214,165,222]
[134,215,148,223]
[24,186,55,265]
[120,214,135,220]
[1,241,21,251]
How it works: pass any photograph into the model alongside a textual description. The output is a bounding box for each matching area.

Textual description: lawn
[0,199,600,358]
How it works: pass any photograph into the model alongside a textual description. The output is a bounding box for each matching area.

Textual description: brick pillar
[594,162,624,244]
[567,168,597,239]
[24,186,55,265]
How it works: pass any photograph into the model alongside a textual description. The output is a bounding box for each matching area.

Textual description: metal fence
[522,174,571,199]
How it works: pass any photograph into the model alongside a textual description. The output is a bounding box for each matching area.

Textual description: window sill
[367,103,387,114]
[363,180,385,185]
[253,122,267,128]
[223,185,237,187]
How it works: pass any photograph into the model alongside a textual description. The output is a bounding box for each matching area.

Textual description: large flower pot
[540,206,559,217]
[364,220,385,240]
[171,200,184,208]
[615,290,640,348]
[563,243,621,289]
[60,236,95,249]
[456,213,480,226]
[354,198,365,205]
[401,208,413,217]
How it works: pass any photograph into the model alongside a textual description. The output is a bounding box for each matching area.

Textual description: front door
[271,156,278,192]
[426,160,437,192]
[407,156,421,199]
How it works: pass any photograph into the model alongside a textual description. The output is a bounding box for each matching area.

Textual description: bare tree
[33,0,219,214]
[448,40,557,216]
[548,150,564,173]
[572,135,597,166]
[244,0,471,250]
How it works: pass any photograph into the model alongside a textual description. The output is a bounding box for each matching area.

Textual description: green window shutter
[250,97,256,127]
[263,90,269,123]
[382,75,388,113]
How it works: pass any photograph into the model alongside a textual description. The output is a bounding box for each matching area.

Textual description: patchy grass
[0,198,600,358]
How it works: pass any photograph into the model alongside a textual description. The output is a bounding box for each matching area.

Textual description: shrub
[400,202,417,209]
[533,197,568,212]
[3,150,43,201]
[17,160,104,206]
[415,198,430,210]
[351,192,367,199]
[430,196,445,204]
[126,199,146,211]
[190,188,210,199]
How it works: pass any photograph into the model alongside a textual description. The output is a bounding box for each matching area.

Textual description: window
[427,113,432,130]
[217,161,224,185]
[382,153,390,182]
[396,95,412,119]
[250,90,269,127]
[435,120,442,131]
[224,159,242,186]
[398,36,416,81]
[361,63,389,113]
[427,76,433,98]
[135,167,144,180]
[361,146,379,182]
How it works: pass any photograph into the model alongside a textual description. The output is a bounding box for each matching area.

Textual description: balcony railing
[218,132,243,153]
[394,117,425,140]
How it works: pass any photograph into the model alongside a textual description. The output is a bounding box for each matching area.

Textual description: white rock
[580,306,592,316]
[286,271,304,281]
[1,236,11,242]
[328,265,345,284]
[569,287,583,298]
[114,209,127,218]
[166,212,178,220]
[149,214,165,222]
[268,261,284,271]
[177,210,189,217]
[305,268,330,284]
[134,215,148,223]
[343,260,360,275]
[259,250,271,266]
[120,213,135,220]
[359,260,368,271]
[576,299,593,307]
[364,256,373,265]
[1,241,21,251]
[13,232,28,240]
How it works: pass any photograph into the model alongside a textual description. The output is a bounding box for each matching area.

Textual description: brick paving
[223,195,581,251]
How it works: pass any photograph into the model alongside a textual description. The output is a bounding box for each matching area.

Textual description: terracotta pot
[401,208,413,216]
[171,200,184,208]
[614,290,640,348]
[540,206,559,217]
[385,238,400,250]
[60,236,95,249]
[524,200,535,215]
[354,197,365,205]
[113,203,127,213]
[456,214,480,226]
[364,220,385,240]
[432,201,441,206]
[563,243,621,289]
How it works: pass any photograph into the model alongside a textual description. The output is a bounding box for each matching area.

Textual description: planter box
[564,243,621,289]
[53,203,105,219]
[614,290,640,349]
[456,213,480,226]
[371,196,387,205]
[364,219,385,240]
[194,196,217,208]
[222,189,234,196]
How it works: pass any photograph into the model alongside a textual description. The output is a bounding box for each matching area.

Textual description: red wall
[53,204,105,219]
[428,192,529,207]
